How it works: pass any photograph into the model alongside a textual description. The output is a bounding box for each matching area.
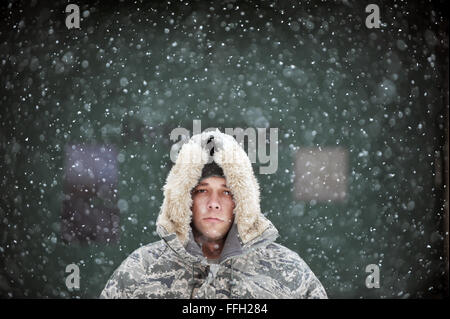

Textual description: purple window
[62,144,120,244]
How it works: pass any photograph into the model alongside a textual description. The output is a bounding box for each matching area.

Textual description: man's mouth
[203,217,223,222]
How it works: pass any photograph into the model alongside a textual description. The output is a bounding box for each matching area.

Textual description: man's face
[191,176,235,242]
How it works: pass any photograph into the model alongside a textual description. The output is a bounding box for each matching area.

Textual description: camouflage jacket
[100,130,327,299]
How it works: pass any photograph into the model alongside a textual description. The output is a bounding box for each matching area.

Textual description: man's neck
[192,230,226,260]
[201,239,224,259]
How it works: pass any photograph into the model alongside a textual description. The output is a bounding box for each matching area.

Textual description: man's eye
[224,191,232,196]
[195,189,206,193]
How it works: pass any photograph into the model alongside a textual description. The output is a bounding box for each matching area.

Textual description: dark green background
[0,0,448,298]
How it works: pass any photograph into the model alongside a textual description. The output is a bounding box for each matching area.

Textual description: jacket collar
[157,221,279,265]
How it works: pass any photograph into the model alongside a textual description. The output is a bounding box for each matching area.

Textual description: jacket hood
[156,129,276,247]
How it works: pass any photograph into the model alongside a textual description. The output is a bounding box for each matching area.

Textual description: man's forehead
[196,181,228,188]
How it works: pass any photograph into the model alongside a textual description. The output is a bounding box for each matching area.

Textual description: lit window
[62,144,120,244]
[294,147,348,202]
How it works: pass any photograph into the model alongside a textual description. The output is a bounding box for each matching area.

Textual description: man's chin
[199,230,227,242]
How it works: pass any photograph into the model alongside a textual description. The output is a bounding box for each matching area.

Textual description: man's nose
[207,195,221,210]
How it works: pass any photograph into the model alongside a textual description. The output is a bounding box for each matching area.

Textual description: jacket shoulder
[100,240,167,298]
[257,242,328,299]
[136,240,168,269]
[117,239,168,273]
[264,243,308,266]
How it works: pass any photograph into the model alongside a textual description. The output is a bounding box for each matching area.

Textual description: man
[100,130,327,298]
